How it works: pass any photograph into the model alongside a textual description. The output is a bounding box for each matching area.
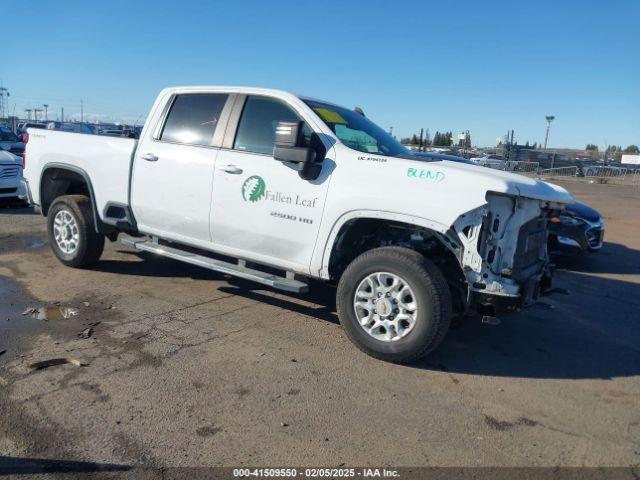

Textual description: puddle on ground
[0,276,43,360]
[0,276,92,364]
[0,234,48,254]
[22,306,79,321]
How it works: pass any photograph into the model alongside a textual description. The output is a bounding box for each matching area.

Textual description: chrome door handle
[141,153,158,162]
[217,164,243,174]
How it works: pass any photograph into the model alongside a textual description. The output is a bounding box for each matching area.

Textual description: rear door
[209,95,332,272]
[131,92,231,244]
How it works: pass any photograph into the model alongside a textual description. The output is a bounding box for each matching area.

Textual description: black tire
[336,246,452,363]
[47,195,105,268]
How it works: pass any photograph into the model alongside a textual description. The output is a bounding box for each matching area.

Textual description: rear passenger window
[234,96,310,155]
[159,94,228,146]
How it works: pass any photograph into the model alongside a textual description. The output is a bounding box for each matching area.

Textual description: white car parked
[23,86,573,362]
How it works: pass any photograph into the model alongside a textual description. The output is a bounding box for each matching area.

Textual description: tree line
[586,144,639,161]
[592,144,638,154]
[400,131,469,147]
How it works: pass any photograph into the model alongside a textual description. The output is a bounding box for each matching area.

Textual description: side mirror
[273,121,323,180]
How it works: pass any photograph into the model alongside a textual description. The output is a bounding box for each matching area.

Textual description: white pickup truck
[23,86,572,362]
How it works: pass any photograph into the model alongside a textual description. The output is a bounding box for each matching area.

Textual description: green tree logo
[241,175,266,202]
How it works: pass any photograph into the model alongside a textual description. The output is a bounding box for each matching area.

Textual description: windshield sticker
[407,167,445,182]
[313,108,348,125]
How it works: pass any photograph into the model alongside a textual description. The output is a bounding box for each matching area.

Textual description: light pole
[543,115,555,150]
[43,104,49,121]
[0,86,9,119]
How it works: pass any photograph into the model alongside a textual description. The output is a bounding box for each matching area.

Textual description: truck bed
[24,129,136,217]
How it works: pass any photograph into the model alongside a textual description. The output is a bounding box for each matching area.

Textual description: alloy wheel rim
[53,210,80,254]
[353,272,418,342]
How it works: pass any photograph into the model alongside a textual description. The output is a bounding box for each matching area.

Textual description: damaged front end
[447,192,564,316]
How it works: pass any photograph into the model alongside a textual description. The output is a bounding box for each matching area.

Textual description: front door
[210,95,331,272]
[131,93,229,244]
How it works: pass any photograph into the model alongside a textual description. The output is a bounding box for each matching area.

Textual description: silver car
[0,150,28,203]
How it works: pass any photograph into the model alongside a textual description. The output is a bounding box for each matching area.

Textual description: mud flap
[538,264,555,297]
[523,264,555,306]
[522,277,542,306]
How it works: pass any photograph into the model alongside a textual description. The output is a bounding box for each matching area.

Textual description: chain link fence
[508,161,540,173]
[582,166,628,178]
[476,160,539,175]
[537,165,640,187]
[474,158,640,188]
[539,166,578,177]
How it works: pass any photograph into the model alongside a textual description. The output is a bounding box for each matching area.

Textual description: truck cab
[23,86,573,363]
[129,88,334,273]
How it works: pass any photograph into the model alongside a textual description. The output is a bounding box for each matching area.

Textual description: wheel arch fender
[313,210,451,279]
[40,162,102,233]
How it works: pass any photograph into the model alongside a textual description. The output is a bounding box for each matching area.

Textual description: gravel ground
[0,181,639,470]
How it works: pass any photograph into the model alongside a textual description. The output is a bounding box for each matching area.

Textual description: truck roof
[159,86,340,108]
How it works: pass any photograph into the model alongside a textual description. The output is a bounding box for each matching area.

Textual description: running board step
[121,237,308,294]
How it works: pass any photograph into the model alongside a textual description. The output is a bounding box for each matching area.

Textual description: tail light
[21,133,29,143]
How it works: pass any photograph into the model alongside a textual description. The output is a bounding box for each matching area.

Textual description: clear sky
[4,0,639,149]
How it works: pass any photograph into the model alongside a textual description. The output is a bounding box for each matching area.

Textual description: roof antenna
[354,106,365,117]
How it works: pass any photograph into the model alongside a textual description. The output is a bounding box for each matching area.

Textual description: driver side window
[234,96,312,155]
[334,124,379,153]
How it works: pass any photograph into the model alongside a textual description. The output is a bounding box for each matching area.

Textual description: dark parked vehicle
[548,201,604,253]
[0,126,26,157]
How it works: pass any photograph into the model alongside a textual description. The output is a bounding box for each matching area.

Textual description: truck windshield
[302,99,410,158]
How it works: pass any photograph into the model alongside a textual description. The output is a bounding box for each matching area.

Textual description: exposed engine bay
[448,193,564,313]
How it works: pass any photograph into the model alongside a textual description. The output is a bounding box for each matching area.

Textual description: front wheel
[336,247,452,363]
[47,195,105,268]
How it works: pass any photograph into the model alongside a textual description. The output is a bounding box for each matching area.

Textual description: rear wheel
[47,195,104,268]
[336,247,452,363]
